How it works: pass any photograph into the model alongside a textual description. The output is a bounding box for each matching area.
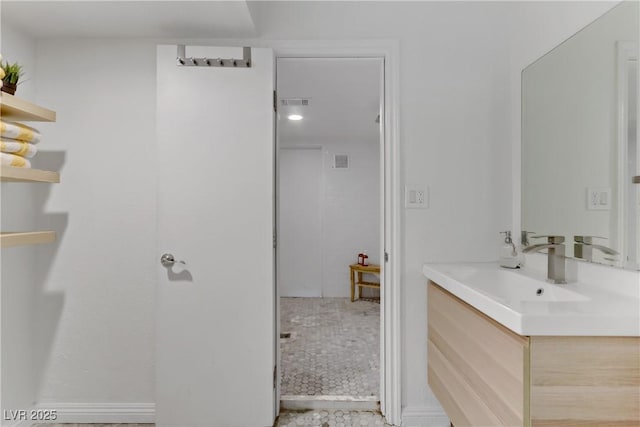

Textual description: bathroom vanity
[424,263,640,426]
[426,2,640,425]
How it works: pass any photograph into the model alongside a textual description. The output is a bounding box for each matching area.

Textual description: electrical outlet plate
[586,187,611,210]
[405,185,429,209]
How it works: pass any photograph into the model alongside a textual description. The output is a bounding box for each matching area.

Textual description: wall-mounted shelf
[0,231,56,248]
[0,92,56,122]
[1,167,60,183]
[633,176,640,184]
[0,95,59,182]
[0,96,59,249]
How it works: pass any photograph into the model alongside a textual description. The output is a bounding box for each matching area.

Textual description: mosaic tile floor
[32,425,153,427]
[277,409,391,426]
[280,297,380,398]
[33,410,391,427]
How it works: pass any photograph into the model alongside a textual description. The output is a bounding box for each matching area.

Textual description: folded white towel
[0,121,41,144]
[0,140,37,158]
[0,152,31,168]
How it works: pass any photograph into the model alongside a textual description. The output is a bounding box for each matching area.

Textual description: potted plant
[1,61,24,95]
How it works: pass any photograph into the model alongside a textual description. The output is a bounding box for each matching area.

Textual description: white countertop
[423,262,640,336]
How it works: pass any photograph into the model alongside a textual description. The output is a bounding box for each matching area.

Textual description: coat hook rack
[176,45,251,68]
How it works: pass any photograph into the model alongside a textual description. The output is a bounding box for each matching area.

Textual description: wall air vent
[333,154,349,170]
[280,98,311,107]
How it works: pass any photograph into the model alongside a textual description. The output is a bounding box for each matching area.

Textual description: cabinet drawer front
[530,336,640,426]
[428,282,530,426]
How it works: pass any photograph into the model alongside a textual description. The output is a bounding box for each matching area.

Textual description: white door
[278,148,323,297]
[156,45,275,427]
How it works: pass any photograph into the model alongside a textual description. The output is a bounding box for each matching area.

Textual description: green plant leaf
[1,60,24,85]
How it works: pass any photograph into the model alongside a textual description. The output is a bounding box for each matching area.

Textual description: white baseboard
[401,406,449,427]
[32,402,155,424]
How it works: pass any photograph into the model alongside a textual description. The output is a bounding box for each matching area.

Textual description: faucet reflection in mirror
[522,1,639,270]
[573,235,619,263]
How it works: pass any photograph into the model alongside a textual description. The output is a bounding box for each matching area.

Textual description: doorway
[276,57,384,411]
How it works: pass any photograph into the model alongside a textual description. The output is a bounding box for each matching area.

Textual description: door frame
[617,41,639,269]
[273,41,401,426]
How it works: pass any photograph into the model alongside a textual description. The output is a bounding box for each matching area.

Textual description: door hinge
[273,365,277,389]
[385,252,389,262]
[273,230,277,249]
[273,90,277,112]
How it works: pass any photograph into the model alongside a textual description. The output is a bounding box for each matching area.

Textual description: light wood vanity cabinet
[427,281,640,427]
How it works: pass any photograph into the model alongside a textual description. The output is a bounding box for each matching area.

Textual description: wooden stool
[349,263,381,302]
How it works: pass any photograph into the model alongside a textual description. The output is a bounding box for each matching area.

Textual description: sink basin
[423,262,639,336]
[441,266,589,303]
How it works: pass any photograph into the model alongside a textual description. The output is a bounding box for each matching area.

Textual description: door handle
[160,253,185,267]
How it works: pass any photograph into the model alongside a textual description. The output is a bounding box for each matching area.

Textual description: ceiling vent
[280,98,311,107]
[333,154,349,170]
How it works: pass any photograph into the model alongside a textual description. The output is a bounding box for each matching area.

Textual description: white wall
[1,2,633,425]
[32,38,156,408]
[321,143,380,298]
[279,148,323,297]
[0,23,39,425]
[280,142,381,298]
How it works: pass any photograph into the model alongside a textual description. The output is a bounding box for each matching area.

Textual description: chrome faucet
[523,235,567,284]
[574,236,619,262]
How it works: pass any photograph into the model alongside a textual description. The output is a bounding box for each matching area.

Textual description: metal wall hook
[176,45,252,68]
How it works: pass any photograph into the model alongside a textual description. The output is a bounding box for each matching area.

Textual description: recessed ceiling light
[287,114,303,121]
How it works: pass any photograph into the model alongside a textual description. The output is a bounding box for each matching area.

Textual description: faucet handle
[531,235,565,244]
[521,231,536,246]
[574,235,607,244]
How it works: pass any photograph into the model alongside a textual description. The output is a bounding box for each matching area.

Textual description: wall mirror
[522,1,639,270]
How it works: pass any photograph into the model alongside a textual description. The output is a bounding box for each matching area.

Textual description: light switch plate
[405,185,429,209]
[586,187,611,210]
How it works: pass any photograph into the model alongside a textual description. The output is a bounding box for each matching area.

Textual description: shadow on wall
[166,264,193,282]
[31,150,68,399]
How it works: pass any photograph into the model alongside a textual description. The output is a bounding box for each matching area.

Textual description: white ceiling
[0,2,383,146]
[277,58,382,146]
[0,1,258,39]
